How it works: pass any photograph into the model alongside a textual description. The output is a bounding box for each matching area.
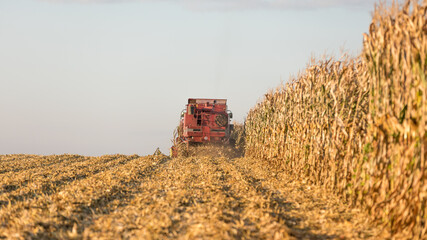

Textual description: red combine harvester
[171,98,233,157]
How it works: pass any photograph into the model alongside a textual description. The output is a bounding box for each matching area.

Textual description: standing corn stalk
[244,0,426,238]
[359,1,426,236]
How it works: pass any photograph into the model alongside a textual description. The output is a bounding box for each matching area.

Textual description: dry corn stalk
[244,0,426,238]
[359,0,426,237]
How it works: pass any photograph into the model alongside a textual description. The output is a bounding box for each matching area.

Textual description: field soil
[0,150,385,239]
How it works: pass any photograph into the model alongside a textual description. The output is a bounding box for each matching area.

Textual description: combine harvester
[171,98,234,157]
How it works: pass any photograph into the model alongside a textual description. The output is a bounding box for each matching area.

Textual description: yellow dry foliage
[244,0,426,238]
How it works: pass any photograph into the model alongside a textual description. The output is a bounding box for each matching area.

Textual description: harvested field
[0,151,385,239]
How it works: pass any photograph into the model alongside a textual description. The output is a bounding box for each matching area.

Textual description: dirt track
[0,152,383,239]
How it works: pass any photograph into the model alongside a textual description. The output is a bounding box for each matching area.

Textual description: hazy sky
[1,0,381,156]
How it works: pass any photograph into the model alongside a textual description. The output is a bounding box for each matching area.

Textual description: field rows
[0,153,383,239]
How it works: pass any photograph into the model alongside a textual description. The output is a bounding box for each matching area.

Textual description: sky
[1,0,383,156]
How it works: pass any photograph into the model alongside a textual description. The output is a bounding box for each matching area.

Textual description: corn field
[1,1,425,239]
[244,1,426,238]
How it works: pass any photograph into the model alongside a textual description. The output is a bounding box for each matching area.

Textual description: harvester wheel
[171,141,190,158]
[229,138,236,147]
[177,142,190,157]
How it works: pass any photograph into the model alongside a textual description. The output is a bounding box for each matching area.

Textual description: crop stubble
[1,152,382,239]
